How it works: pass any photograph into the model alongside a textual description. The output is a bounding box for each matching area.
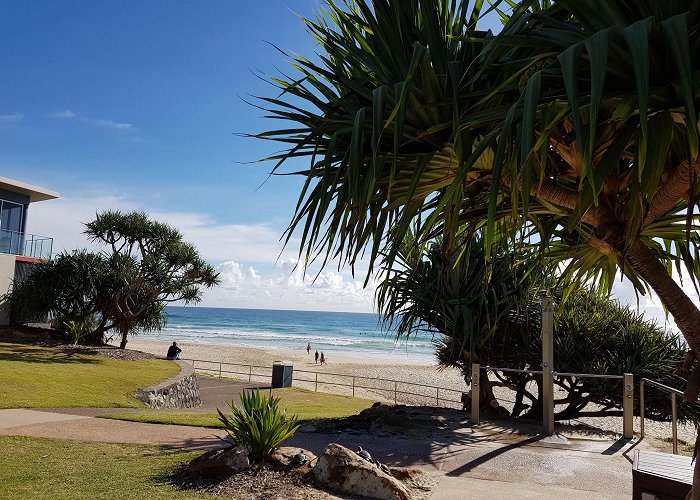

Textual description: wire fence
[183,358,465,408]
[184,358,272,384]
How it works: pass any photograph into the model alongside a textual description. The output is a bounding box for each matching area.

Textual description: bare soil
[169,463,347,500]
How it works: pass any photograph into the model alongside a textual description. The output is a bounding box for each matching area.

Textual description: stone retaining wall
[137,360,201,409]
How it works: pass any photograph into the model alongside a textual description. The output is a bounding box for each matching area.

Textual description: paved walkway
[0,376,643,499]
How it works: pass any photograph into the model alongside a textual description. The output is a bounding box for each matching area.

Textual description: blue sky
[0,1,689,325]
[0,1,380,311]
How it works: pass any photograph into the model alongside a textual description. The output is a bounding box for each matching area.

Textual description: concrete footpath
[0,377,641,499]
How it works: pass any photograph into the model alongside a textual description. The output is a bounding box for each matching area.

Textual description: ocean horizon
[145,305,438,363]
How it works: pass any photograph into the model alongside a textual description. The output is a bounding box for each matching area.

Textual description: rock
[266,446,317,469]
[312,443,411,500]
[390,467,436,492]
[186,445,250,477]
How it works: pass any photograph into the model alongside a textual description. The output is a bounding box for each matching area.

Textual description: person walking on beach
[306,342,311,355]
[320,352,326,365]
[315,350,319,364]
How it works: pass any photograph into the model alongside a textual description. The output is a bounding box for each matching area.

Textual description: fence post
[623,373,634,439]
[394,381,398,404]
[436,387,440,407]
[315,372,318,392]
[671,392,678,454]
[471,363,480,424]
[640,380,645,438]
[542,298,555,435]
[352,377,355,398]
[249,365,252,382]
[219,362,222,379]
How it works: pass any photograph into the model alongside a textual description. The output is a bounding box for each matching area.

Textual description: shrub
[217,389,300,463]
[63,317,97,345]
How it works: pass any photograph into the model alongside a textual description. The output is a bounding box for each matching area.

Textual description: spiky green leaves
[217,390,300,463]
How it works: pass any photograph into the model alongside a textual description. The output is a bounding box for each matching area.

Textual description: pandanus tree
[380,231,693,421]
[378,230,528,408]
[258,0,700,381]
[9,211,220,348]
[257,0,700,488]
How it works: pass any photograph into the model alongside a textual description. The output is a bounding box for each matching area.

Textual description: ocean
[148,306,437,362]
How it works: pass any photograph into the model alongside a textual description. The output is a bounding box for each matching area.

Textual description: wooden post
[542,298,555,435]
[394,381,398,404]
[471,363,480,424]
[352,377,355,397]
[315,372,318,392]
[219,362,222,379]
[623,373,634,439]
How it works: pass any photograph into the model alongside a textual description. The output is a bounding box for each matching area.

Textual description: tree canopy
[256,0,700,358]
[379,232,693,421]
[9,211,219,348]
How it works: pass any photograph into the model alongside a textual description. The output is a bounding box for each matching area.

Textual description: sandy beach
[125,338,467,405]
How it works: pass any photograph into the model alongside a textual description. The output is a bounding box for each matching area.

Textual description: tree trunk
[626,239,700,500]
[626,240,700,354]
[462,368,498,410]
[119,328,128,349]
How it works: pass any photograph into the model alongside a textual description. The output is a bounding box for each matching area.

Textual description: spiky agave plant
[217,390,300,463]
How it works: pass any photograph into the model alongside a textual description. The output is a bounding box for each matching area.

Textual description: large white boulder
[312,444,412,500]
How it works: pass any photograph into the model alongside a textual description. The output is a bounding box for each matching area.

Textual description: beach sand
[124,338,468,406]
[123,338,695,445]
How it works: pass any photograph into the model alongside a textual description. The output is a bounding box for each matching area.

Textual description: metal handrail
[639,378,693,455]
[481,364,633,438]
[485,366,542,375]
[554,372,624,380]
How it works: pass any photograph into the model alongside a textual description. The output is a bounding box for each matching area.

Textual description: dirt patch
[299,403,469,438]
[170,463,347,500]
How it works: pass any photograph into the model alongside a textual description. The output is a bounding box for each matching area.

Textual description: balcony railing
[0,229,53,260]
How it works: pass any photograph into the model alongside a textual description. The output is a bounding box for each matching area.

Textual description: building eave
[0,176,59,203]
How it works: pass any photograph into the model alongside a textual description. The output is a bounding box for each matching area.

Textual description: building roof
[0,176,59,202]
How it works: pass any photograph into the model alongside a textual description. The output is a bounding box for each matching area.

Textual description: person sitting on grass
[166,341,182,360]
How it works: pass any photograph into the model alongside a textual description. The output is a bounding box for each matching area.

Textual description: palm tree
[378,229,528,409]
[258,1,700,492]
[257,0,700,373]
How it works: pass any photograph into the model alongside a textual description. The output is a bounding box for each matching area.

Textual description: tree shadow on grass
[0,344,101,365]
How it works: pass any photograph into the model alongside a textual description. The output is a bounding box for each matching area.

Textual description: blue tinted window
[1,201,23,233]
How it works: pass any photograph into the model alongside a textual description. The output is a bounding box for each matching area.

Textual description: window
[0,200,24,254]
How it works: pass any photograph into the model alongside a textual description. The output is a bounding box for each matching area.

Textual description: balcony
[0,229,53,260]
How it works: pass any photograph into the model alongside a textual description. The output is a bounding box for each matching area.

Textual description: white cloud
[202,259,376,312]
[48,110,133,131]
[91,118,133,130]
[51,110,75,119]
[24,192,376,313]
[0,113,24,122]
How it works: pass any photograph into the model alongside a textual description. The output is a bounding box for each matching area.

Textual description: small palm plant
[217,389,300,463]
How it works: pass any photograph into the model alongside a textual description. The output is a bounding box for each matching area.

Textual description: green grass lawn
[0,436,208,500]
[100,387,375,427]
[0,343,179,408]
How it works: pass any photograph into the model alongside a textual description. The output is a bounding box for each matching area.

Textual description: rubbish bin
[271,361,293,388]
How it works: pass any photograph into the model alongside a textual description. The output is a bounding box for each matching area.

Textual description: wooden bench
[633,450,693,499]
